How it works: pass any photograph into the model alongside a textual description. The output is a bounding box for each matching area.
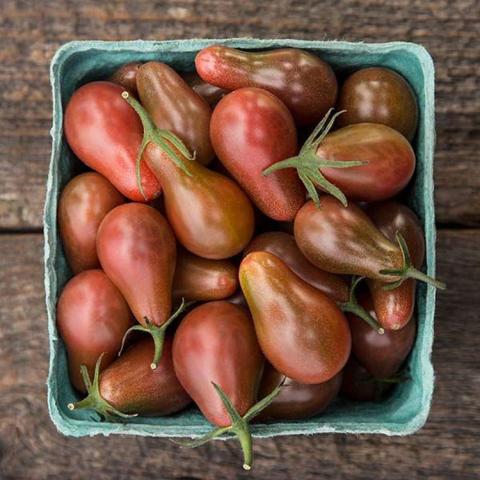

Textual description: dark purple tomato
[110,62,142,95]
[337,67,418,141]
[366,201,425,330]
[256,363,342,421]
[348,293,416,379]
[341,356,388,401]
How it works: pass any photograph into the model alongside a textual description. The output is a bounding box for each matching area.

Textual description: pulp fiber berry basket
[45,38,437,438]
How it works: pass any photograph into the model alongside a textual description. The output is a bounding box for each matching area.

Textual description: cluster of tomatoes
[57,45,444,469]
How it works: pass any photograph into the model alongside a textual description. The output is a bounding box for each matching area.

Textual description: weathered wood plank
[0,230,478,479]
[0,0,479,229]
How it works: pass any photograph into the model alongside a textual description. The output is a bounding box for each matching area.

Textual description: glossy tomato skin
[172,249,238,302]
[110,62,142,95]
[58,173,125,273]
[182,71,228,106]
[137,62,214,165]
[239,252,351,384]
[196,45,338,125]
[100,337,191,415]
[337,67,418,141]
[317,124,416,202]
[294,198,403,282]
[64,81,160,201]
[96,203,176,327]
[366,201,425,330]
[244,231,349,302]
[172,301,264,427]
[145,144,255,259]
[57,270,132,393]
[349,294,416,379]
[210,88,305,221]
[256,364,342,421]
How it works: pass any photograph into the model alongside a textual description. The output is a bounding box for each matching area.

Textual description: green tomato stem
[262,109,367,207]
[118,298,192,369]
[341,301,384,334]
[338,276,384,334]
[380,232,446,291]
[173,380,283,470]
[67,355,137,420]
[121,91,194,199]
[234,422,253,470]
[404,266,446,290]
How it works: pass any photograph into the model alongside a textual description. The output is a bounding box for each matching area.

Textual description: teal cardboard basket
[45,39,437,438]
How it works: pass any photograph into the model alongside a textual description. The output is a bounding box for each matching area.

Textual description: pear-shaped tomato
[256,363,342,421]
[366,201,425,330]
[173,302,263,426]
[96,203,176,369]
[148,145,254,258]
[210,88,305,221]
[196,45,337,125]
[172,249,238,302]
[239,251,351,384]
[137,62,214,165]
[173,301,270,470]
[58,172,125,273]
[294,197,444,289]
[265,119,415,206]
[317,123,415,202]
[68,337,190,418]
[57,270,132,393]
[64,81,160,201]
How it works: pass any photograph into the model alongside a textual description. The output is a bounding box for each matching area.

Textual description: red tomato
[239,251,351,384]
[96,203,177,369]
[64,81,161,201]
[318,123,416,202]
[210,88,305,221]
[57,270,132,393]
[173,301,263,427]
[58,172,125,274]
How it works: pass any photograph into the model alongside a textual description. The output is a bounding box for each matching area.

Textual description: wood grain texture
[0,0,479,229]
[0,231,478,479]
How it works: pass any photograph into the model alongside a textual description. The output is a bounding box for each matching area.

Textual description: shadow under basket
[45,38,437,438]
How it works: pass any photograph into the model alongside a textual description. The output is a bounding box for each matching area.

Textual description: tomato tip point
[67,403,75,411]
[150,362,157,370]
[243,464,251,471]
[121,91,129,99]
[378,328,385,335]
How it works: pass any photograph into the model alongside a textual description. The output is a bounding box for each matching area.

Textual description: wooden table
[1,1,478,478]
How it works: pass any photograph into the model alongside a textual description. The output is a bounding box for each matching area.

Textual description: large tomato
[64,81,161,201]
[210,87,305,221]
